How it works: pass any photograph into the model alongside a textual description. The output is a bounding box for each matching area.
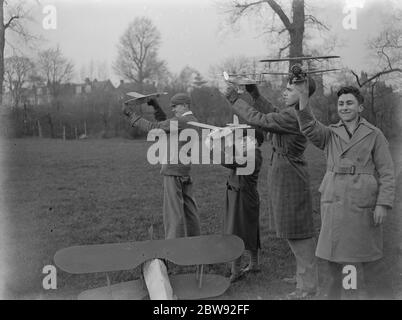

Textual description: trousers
[287,237,319,293]
[163,175,201,239]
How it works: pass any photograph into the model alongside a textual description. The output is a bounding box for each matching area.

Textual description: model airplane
[54,234,244,300]
[124,91,168,106]
[221,71,270,94]
[259,55,341,83]
[188,115,257,157]
[188,115,251,142]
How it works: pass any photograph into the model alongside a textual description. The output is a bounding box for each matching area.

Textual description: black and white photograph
[0,0,401,303]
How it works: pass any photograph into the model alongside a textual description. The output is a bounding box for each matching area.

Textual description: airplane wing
[124,92,168,105]
[126,91,168,99]
[187,121,221,131]
[260,55,340,62]
[226,124,251,129]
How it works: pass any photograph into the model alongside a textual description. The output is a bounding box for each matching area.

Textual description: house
[73,78,116,96]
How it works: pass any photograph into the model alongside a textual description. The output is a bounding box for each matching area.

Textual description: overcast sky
[7,0,401,84]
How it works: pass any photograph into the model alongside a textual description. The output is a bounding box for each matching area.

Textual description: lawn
[0,137,399,299]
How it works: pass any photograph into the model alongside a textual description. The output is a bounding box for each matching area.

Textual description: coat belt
[327,164,375,175]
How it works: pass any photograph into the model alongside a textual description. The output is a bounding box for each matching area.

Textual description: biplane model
[259,55,341,83]
[54,234,244,300]
[224,55,341,87]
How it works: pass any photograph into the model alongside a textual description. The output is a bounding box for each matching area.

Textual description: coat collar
[330,117,375,154]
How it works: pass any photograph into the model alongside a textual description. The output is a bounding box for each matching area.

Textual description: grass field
[0,137,400,300]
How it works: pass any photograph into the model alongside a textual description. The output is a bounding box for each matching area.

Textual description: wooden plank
[143,259,174,300]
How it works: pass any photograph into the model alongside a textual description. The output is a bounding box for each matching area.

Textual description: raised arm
[129,116,176,133]
[293,81,332,150]
[231,98,300,135]
[296,106,332,150]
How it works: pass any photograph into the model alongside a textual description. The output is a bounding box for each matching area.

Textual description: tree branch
[4,15,19,29]
[305,14,329,31]
[266,0,291,30]
[279,43,291,56]
[351,69,402,87]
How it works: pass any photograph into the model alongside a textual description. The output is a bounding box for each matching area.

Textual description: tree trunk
[0,0,5,105]
[288,0,305,67]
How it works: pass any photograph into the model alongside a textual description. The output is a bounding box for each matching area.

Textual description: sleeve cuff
[296,106,315,127]
[129,113,142,126]
[376,202,393,210]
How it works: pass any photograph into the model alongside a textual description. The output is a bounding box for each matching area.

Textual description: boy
[225,79,319,299]
[123,93,201,239]
[218,130,264,282]
[295,84,395,299]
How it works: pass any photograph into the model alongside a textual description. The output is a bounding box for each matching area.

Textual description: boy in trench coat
[295,84,395,299]
[224,79,319,299]
[123,93,201,240]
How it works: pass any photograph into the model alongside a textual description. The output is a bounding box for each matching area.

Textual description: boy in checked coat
[225,80,319,299]
[295,84,395,299]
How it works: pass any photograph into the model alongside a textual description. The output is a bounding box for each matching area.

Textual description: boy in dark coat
[219,130,264,281]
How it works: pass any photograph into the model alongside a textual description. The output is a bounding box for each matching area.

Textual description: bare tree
[37,46,74,104]
[4,54,33,108]
[169,66,199,92]
[0,0,36,105]
[351,24,402,87]
[114,17,168,90]
[36,46,74,138]
[220,0,328,65]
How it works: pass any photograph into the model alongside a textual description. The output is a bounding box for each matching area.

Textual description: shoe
[229,272,246,283]
[282,276,297,284]
[286,289,317,300]
[240,264,261,274]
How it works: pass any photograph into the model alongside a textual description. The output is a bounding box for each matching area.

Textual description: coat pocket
[350,175,378,208]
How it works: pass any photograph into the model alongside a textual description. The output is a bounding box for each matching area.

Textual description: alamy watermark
[146,121,256,175]
[42,5,57,30]
[342,265,357,290]
[342,0,365,30]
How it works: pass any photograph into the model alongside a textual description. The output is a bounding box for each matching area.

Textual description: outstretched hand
[293,79,309,110]
[147,97,158,107]
[245,84,260,100]
[122,102,134,117]
[225,85,239,104]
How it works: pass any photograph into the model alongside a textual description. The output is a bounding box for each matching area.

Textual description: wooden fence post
[37,120,42,138]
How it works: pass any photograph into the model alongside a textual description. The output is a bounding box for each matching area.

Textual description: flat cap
[170,93,191,107]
